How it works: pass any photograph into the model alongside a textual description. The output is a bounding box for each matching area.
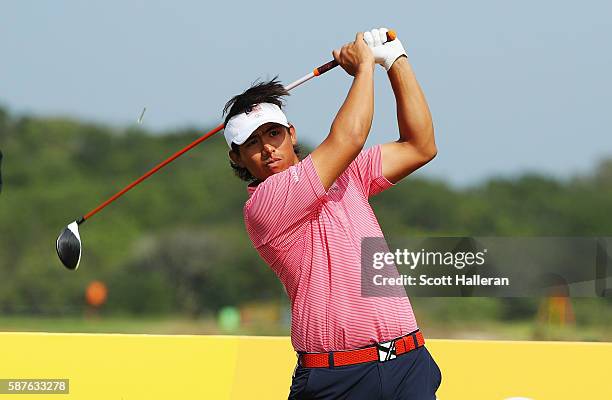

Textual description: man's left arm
[380,54,437,184]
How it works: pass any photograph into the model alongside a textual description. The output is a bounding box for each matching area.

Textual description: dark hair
[223,77,289,126]
[223,77,301,183]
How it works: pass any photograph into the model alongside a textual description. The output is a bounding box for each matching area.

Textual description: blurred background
[1,1,610,341]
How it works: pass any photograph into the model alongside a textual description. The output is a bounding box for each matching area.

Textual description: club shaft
[82,123,224,222]
[80,63,337,223]
[284,72,315,91]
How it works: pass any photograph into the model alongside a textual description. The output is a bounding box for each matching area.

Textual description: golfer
[223,28,441,399]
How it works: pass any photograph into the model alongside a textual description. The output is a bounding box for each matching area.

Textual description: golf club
[56,30,397,270]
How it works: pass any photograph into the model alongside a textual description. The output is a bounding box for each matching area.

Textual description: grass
[0,315,220,335]
[422,319,612,342]
[0,315,609,342]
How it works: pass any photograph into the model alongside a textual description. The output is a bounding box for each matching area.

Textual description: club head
[56,221,82,270]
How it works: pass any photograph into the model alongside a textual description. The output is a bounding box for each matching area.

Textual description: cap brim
[232,120,290,146]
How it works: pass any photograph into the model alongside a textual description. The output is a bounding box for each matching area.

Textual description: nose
[261,143,276,158]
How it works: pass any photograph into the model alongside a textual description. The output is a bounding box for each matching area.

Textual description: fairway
[1,316,610,342]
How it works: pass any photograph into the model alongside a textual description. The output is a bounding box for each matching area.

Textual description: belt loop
[412,332,419,349]
[328,351,335,368]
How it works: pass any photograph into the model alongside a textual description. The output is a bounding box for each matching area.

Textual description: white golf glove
[363,27,407,71]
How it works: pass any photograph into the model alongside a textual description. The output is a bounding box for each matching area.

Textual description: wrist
[355,62,375,76]
[386,55,409,72]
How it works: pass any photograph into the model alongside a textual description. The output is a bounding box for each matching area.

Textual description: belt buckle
[376,339,397,362]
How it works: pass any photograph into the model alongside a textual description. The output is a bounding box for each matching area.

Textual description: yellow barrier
[0,332,610,399]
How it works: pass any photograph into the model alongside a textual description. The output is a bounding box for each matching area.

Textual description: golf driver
[56,30,397,270]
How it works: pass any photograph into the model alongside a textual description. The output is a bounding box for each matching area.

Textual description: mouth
[265,157,282,168]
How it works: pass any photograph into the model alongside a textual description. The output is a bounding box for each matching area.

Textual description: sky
[1,0,611,186]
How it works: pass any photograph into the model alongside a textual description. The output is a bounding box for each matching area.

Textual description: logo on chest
[290,167,299,183]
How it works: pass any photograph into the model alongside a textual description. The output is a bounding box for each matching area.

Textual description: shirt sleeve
[348,144,396,197]
[244,154,326,248]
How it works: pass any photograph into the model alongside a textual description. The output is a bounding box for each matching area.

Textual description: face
[229,122,299,182]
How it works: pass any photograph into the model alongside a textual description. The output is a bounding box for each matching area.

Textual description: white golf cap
[224,103,290,148]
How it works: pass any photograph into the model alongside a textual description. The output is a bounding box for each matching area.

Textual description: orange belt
[299,330,425,368]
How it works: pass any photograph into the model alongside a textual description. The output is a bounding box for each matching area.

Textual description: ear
[288,124,297,146]
[229,149,243,167]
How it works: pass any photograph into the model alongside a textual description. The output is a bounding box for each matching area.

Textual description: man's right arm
[310,32,375,191]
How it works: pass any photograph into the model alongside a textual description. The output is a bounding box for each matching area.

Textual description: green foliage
[0,107,610,323]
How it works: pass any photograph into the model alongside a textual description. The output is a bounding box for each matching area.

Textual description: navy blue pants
[288,346,442,400]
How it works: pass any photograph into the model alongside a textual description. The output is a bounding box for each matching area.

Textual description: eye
[245,138,258,147]
[269,130,279,137]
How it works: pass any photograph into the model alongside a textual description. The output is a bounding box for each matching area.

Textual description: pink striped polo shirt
[244,145,418,353]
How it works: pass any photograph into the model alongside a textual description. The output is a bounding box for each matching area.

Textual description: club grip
[314,60,338,76]
[313,29,397,76]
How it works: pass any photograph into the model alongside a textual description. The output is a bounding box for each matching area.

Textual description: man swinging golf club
[223,28,441,399]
